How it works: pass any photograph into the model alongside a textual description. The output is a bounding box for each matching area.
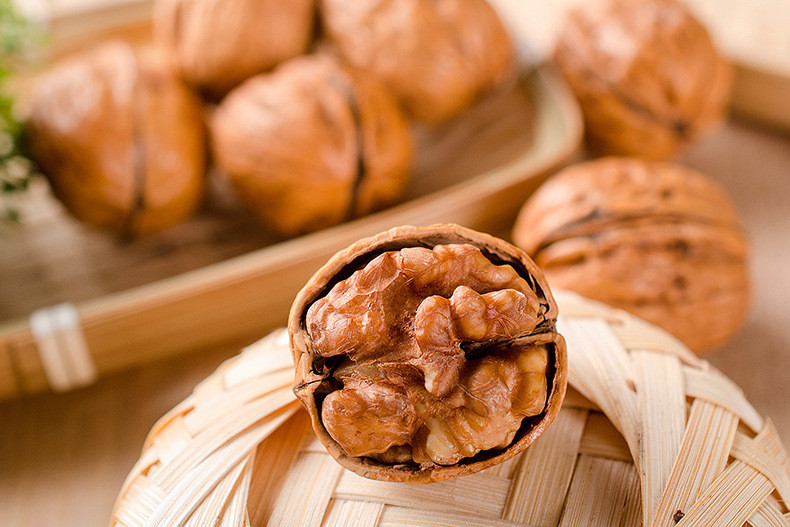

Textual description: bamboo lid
[111,291,790,526]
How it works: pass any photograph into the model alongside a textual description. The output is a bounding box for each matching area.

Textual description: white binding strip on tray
[29,303,97,392]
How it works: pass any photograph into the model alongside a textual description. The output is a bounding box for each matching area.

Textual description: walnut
[210,54,413,237]
[289,224,567,483]
[153,0,315,96]
[26,42,205,237]
[320,0,515,123]
[513,157,750,353]
[554,0,733,160]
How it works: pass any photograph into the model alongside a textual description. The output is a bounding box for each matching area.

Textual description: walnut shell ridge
[289,224,567,483]
[554,0,733,160]
[154,0,315,96]
[26,42,206,237]
[320,0,515,123]
[513,157,750,353]
[210,54,413,238]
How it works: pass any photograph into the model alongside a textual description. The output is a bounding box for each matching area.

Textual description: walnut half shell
[289,224,567,483]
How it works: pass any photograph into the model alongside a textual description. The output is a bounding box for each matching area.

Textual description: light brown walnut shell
[289,224,567,483]
[320,0,515,123]
[26,42,206,237]
[554,0,733,160]
[154,0,315,96]
[513,157,750,353]
[210,54,413,237]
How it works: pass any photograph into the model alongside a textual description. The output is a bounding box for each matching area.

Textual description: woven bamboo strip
[266,452,343,527]
[683,366,764,432]
[732,431,790,505]
[484,455,520,478]
[143,409,297,527]
[503,407,588,524]
[558,317,640,456]
[578,411,632,462]
[377,507,529,527]
[247,413,312,526]
[558,455,641,527]
[632,350,686,524]
[322,500,384,527]
[110,291,790,527]
[333,469,510,517]
[562,388,599,411]
[675,424,785,527]
[749,499,790,527]
[183,459,249,527]
[652,399,739,526]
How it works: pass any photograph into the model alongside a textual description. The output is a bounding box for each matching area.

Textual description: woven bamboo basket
[110,291,790,527]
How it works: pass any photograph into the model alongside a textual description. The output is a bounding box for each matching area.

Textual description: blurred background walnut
[26,42,206,238]
[210,54,413,238]
[154,0,315,97]
[320,0,515,124]
[554,0,733,160]
[513,157,750,353]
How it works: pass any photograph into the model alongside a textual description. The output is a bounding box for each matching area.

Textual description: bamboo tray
[0,52,583,398]
[110,291,790,527]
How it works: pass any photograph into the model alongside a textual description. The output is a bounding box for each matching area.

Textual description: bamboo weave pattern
[111,291,790,526]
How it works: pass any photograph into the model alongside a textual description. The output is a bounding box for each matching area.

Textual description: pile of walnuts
[26,0,515,238]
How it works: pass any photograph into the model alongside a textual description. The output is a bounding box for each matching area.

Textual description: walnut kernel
[290,224,567,483]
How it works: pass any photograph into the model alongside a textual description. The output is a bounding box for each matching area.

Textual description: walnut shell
[289,224,567,483]
[320,0,515,123]
[26,42,206,237]
[154,0,315,96]
[210,54,413,237]
[554,0,733,160]
[513,158,750,353]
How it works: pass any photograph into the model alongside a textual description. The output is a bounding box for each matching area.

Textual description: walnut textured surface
[210,54,413,237]
[554,0,733,160]
[320,0,514,123]
[290,224,566,483]
[513,158,750,353]
[154,0,315,96]
[26,42,205,237]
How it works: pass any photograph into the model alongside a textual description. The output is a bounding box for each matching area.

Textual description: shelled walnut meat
[26,42,205,237]
[513,158,750,353]
[554,0,733,160]
[289,224,567,483]
[320,0,515,123]
[210,54,413,237]
[154,0,315,96]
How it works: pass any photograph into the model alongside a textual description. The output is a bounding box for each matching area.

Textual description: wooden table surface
[0,119,788,527]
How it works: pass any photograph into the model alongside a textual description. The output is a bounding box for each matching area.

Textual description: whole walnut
[554,0,733,160]
[26,42,206,237]
[154,0,315,96]
[513,158,750,353]
[320,0,514,123]
[210,54,413,237]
